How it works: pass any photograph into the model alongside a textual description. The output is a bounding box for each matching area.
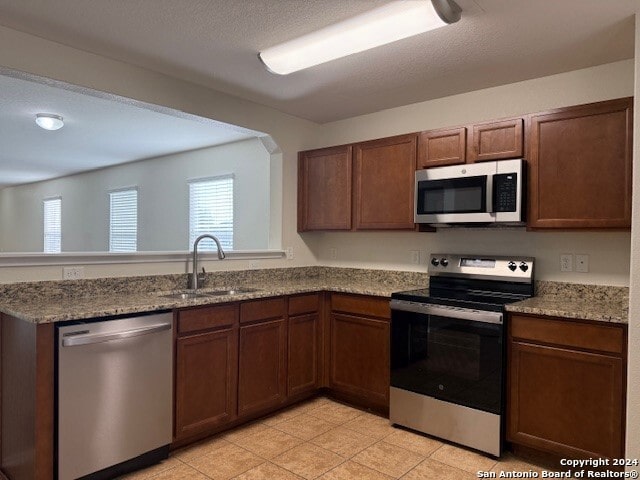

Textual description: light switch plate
[63,266,85,280]
[576,254,589,273]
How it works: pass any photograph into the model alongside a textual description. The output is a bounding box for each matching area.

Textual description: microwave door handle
[486,174,494,213]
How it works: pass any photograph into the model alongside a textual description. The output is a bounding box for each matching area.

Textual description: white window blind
[189,176,234,251]
[43,197,61,253]
[109,188,138,252]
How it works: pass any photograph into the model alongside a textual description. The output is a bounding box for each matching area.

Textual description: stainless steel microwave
[415,159,524,226]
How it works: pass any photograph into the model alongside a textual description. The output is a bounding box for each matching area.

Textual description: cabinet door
[298,145,352,231]
[175,328,238,440]
[238,318,287,417]
[468,118,523,162]
[288,313,320,397]
[329,313,390,408]
[528,98,632,228]
[354,134,417,230]
[418,127,466,168]
[507,341,624,459]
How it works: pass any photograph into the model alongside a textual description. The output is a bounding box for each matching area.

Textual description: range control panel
[429,254,534,283]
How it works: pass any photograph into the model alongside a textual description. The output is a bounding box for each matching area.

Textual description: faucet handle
[197,267,206,283]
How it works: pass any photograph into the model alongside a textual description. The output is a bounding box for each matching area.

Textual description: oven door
[390,301,504,414]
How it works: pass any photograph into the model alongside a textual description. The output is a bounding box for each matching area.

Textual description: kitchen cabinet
[507,314,626,460]
[298,134,418,232]
[238,297,287,417]
[298,145,352,231]
[418,127,466,168]
[329,293,391,412]
[175,304,239,441]
[287,293,322,397]
[354,134,417,230]
[467,117,524,162]
[527,97,633,229]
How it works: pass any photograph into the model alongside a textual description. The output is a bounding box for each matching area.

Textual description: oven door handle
[390,300,503,325]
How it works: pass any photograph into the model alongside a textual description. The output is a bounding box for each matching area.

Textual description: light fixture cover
[35,113,64,131]
[259,0,461,75]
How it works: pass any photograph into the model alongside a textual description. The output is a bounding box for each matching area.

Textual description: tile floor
[121,397,549,479]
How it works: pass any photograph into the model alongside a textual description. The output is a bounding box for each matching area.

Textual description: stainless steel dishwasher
[57,312,173,480]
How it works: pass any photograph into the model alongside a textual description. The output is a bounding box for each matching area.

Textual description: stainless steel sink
[205,288,260,296]
[160,292,211,300]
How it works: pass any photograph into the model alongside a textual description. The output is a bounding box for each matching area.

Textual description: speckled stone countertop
[0,267,428,324]
[506,281,629,324]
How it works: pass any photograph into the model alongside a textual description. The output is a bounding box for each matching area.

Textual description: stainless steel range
[390,254,534,457]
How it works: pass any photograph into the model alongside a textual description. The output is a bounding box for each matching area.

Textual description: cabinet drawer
[240,297,286,323]
[331,293,390,319]
[178,304,238,334]
[510,314,624,355]
[288,293,320,316]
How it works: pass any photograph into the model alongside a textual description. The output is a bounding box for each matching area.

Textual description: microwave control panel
[493,173,518,212]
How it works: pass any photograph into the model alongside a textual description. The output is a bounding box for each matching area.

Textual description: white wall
[0,138,271,252]
[307,59,635,286]
[625,6,640,461]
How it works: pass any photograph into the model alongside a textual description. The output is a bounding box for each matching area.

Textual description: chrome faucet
[191,234,226,290]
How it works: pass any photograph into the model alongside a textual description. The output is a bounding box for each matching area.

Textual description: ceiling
[0,0,635,123]
[0,73,260,188]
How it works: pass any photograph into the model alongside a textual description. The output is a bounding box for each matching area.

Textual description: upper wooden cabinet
[354,134,417,230]
[418,127,466,168]
[298,145,352,231]
[298,134,418,232]
[468,118,524,162]
[528,98,633,229]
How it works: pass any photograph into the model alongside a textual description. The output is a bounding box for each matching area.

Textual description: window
[189,176,233,251]
[43,197,61,253]
[109,188,138,252]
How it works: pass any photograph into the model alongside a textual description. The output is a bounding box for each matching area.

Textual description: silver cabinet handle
[62,322,172,347]
[390,300,503,325]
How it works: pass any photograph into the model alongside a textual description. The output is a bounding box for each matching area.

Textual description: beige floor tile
[150,463,211,480]
[292,396,335,415]
[173,436,231,462]
[490,453,546,474]
[401,457,476,480]
[222,421,270,442]
[261,404,308,426]
[352,441,424,478]
[232,462,304,480]
[310,426,378,458]
[384,428,443,456]
[320,460,394,480]
[272,443,345,480]
[227,426,303,459]
[119,456,183,479]
[187,442,264,479]
[306,402,365,425]
[273,413,336,440]
[342,413,396,440]
[430,443,497,474]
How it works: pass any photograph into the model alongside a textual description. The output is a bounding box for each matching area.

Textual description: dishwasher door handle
[61,322,172,347]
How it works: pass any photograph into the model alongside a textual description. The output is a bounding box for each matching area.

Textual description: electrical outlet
[576,254,589,273]
[560,254,573,272]
[63,266,85,280]
[410,250,420,265]
[248,261,260,269]
[329,247,337,260]
[285,246,294,260]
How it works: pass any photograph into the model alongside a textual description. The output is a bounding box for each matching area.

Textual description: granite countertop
[506,281,629,324]
[0,268,426,324]
[0,268,629,324]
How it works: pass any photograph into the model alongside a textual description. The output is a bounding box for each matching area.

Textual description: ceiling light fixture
[35,113,64,131]
[259,0,461,75]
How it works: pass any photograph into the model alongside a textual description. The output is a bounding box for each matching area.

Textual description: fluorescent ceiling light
[259,0,461,75]
[35,113,64,131]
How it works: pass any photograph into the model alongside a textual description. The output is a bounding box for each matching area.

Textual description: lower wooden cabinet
[507,314,626,459]
[238,299,287,417]
[329,294,390,410]
[175,306,239,441]
[287,293,322,397]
